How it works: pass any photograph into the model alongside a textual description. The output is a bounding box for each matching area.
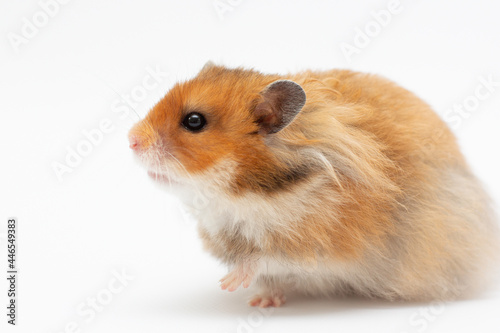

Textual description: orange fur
[130,64,499,303]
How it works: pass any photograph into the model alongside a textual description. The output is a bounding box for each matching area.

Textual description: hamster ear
[199,61,216,75]
[254,80,306,134]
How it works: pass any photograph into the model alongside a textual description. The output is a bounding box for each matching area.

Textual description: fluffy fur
[129,64,499,306]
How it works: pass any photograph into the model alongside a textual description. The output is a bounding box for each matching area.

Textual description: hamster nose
[129,135,141,151]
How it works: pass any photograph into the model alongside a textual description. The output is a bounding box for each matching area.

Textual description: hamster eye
[181,112,206,132]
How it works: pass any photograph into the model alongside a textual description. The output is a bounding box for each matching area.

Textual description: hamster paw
[220,262,256,292]
[248,292,286,308]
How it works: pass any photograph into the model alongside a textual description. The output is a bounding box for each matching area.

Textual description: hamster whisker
[164,149,194,184]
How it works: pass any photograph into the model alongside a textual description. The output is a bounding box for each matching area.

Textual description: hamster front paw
[219,261,257,292]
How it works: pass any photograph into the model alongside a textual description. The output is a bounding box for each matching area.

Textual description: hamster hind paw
[248,292,286,308]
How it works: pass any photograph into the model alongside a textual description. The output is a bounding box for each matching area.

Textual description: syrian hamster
[129,63,499,307]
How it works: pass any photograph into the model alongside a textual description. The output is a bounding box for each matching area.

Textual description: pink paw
[220,262,255,292]
[248,293,285,308]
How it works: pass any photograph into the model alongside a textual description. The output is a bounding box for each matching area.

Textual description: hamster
[129,63,499,307]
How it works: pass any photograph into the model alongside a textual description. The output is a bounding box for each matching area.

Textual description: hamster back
[129,64,499,307]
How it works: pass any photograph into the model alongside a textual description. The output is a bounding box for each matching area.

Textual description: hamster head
[129,64,306,193]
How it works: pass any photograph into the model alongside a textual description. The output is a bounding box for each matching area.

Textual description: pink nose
[129,135,141,151]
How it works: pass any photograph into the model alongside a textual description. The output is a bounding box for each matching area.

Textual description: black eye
[182,112,207,132]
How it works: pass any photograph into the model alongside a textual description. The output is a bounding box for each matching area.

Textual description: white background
[1,0,500,332]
